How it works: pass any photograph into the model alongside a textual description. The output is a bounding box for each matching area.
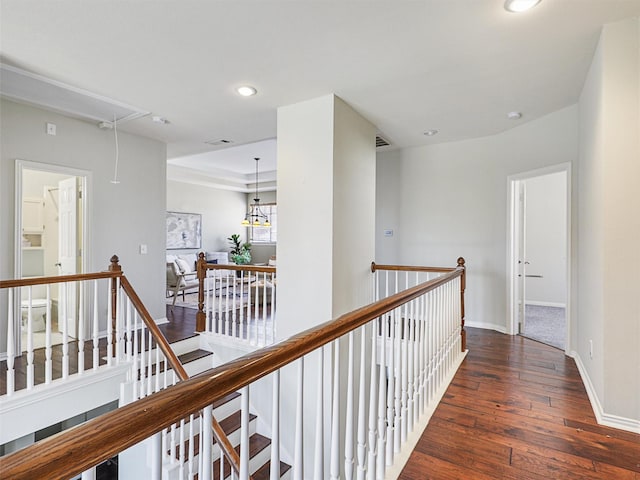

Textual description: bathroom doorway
[15,160,90,352]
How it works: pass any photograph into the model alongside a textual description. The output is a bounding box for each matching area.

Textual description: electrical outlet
[383,229,394,237]
[589,339,593,359]
[46,122,56,135]
[139,244,148,255]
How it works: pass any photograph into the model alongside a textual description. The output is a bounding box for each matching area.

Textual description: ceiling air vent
[0,64,149,124]
[205,139,234,146]
[376,134,391,148]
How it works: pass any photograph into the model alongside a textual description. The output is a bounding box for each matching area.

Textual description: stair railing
[196,252,277,346]
[371,257,466,350]
[1,258,466,480]
[0,257,126,397]
[118,261,249,480]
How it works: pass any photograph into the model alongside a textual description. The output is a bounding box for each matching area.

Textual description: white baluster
[270,272,276,344]
[45,284,52,384]
[407,298,415,433]
[385,313,395,465]
[150,432,162,480]
[201,405,213,480]
[356,327,367,480]
[427,290,434,404]
[313,348,324,480]
[92,280,99,370]
[400,298,408,444]
[345,332,355,480]
[188,414,195,479]
[378,313,388,475]
[261,273,267,346]
[26,286,34,389]
[139,321,146,397]
[330,340,340,480]
[61,281,70,378]
[393,309,402,454]
[125,297,133,362]
[115,278,123,363]
[6,288,15,395]
[178,418,185,478]
[132,310,140,400]
[293,357,304,480]
[146,331,153,394]
[81,468,96,480]
[418,294,426,416]
[155,336,161,393]
[240,386,250,480]
[170,421,177,467]
[271,370,280,480]
[368,320,379,479]
[78,281,85,375]
[106,280,112,367]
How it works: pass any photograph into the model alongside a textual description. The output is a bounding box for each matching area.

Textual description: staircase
[153,322,292,480]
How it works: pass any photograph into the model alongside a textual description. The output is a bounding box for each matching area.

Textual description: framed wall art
[166,211,202,249]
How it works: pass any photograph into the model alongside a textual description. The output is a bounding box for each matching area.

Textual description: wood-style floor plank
[399,328,640,479]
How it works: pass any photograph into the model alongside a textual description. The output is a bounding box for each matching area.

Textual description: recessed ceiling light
[507,111,522,120]
[423,129,439,136]
[236,86,257,97]
[504,0,541,13]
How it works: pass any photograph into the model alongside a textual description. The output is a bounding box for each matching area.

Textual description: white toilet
[20,284,49,332]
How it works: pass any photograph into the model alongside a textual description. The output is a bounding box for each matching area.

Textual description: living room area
[165,139,278,310]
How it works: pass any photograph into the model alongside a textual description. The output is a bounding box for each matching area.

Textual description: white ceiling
[2,0,639,189]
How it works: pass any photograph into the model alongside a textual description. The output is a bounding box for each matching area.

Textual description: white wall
[166,179,247,256]
[524,172,567,306]
[1,99,167,351]
[577,17,640,427]
[376,105,578,333]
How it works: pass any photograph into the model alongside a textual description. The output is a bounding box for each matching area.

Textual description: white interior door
[58,177,78,338]
[516,181,527,334]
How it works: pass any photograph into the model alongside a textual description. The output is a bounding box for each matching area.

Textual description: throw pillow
[175,258,192,274]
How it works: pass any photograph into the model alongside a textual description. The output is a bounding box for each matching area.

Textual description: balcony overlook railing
[195,252,277,346]
[1,257,466,480]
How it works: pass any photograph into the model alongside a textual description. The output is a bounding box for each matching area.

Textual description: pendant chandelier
[241,157,271,228]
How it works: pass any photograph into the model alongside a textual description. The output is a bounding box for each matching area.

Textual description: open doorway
[15,160,90,352]
[508,164,571,352]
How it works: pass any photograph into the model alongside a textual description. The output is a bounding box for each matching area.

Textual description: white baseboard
[525,301,566,308]
[465,320,508,334]
[571,351,640,434]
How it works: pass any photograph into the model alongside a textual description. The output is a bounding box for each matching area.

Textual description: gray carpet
[521,305,565,350]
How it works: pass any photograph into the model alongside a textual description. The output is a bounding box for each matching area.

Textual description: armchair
[166,260,199,307]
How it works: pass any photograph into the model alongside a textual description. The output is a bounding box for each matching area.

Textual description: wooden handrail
[0,266,463,480]
[371,261,457,273]
[204,263,276,273]
[0,270,122,289]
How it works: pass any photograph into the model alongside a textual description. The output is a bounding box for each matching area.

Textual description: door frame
[14,160,92,344]
[506,162,572,353]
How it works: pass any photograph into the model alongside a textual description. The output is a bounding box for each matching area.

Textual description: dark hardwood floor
[399,327,640,480]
